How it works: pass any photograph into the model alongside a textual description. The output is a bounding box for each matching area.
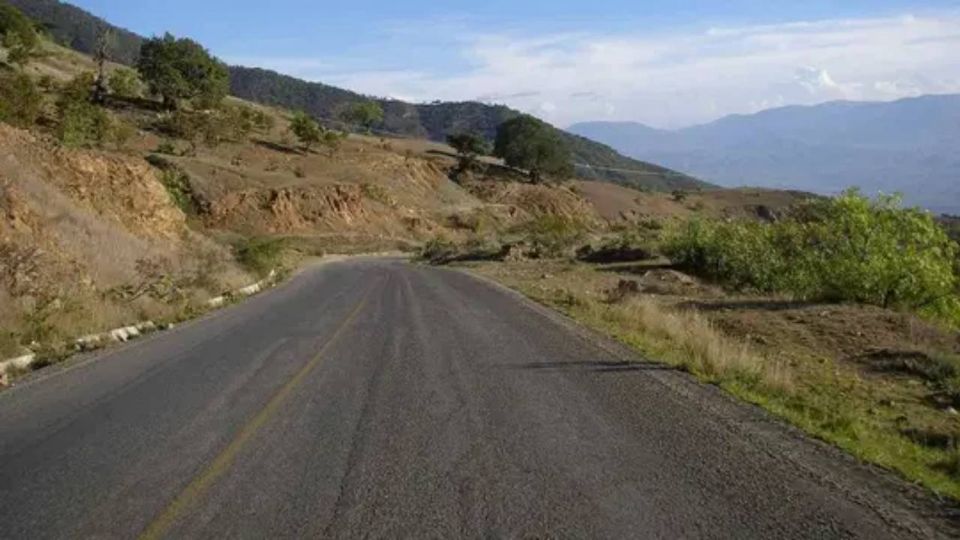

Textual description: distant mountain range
[570,95,960,214]
[8,0,709,193]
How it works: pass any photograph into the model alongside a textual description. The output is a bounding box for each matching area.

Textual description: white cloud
[241,12,960,128]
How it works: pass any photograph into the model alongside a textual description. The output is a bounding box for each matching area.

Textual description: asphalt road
[0,258,956,539]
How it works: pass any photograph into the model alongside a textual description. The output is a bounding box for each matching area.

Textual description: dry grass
[599,295,793,391]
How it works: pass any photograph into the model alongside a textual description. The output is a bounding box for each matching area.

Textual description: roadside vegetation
[665,190,960,326]
[431,187,960,501]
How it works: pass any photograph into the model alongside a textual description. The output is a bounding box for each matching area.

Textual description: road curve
[0,258,955,539]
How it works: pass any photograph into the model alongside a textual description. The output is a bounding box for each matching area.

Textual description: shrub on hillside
[108,67,142,98]
[418,237,460,265]
[58,100,112,147]
[56,72,118,147]
[515,215,589,259]
[0,3,39,67]
[155,105,254,151]
[665,189,960,324]
[289,111,322,152]
[0,71,41,127]
[235,237,286,277]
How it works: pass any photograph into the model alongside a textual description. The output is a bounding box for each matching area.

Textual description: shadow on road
[679,299,822,312]
[595,261,678,276]
[503,360,675,374]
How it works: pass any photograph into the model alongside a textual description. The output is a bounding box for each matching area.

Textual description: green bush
[58,101,112,147]
[155,140,178,155]
[108,67,142,98]
[0,71,41,127]
[418,237,459,265]
[515,215,588,258]
[158,168,198,214]
[0,3,39,67]
[236,237,286,277]
[665,190,960,324]
[55,72,118,147]
[145,155,200,214]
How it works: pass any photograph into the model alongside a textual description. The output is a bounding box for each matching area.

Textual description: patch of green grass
[235,237,287,277]
[145,155,200,215]
[360,183,395,206]
[158,169,197,214]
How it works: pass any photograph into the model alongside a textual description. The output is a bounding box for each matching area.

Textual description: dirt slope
[0,125,249,355]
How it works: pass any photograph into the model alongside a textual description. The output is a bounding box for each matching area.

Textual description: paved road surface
[0,259,955,538]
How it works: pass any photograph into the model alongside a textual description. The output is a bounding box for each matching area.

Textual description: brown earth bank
[0,124,250,358]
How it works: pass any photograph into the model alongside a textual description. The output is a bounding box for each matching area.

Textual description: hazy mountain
[9,0,709,193]
[571,95,960,213]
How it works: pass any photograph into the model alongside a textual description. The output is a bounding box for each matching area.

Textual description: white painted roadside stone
[108,328,131,342]
[236,283,261,297]
[2,270,280,386]
[136,321,157,333]
[76,334,104,351]
[0,353,37,375]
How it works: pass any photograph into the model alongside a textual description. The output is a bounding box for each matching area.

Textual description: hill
[7,0,709,193]
[6,0,141,65]
[570,94,960,213]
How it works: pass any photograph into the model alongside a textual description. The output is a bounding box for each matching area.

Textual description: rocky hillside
[8,0,710,193]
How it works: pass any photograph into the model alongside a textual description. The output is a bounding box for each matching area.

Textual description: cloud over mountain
[238,12,960,128]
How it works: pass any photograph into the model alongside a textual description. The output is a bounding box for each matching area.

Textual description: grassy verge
[463,259,960,501]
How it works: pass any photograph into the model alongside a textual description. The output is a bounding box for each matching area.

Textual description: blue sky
[73,0,960,128]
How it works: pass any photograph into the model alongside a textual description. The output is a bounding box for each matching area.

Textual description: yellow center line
[139,292,373,540]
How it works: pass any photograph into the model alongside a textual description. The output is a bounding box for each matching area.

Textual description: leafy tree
[0,71,41,127]
[343,100,383,132]
[494,116,573,183]
[447,132,489,171]
[0,3,39,68]
[108,67,142,98]
[289,111,321,151]
[92,28,113,104]
[137,33,229,110]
